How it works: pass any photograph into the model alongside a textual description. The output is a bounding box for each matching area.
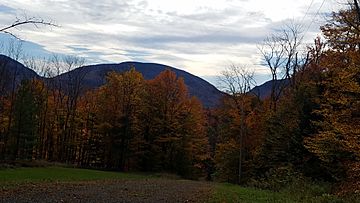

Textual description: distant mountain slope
[0,54,39,93]
[53,62,224,107]
[250,79,289,100]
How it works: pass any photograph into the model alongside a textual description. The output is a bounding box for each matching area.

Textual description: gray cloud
[67,45,91,52]
[127,32,265,46]
[0,0,345,85]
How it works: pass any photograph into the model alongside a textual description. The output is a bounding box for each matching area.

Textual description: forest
[0,2,359,198]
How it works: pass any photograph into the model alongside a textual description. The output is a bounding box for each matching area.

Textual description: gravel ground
[0,179,214,203]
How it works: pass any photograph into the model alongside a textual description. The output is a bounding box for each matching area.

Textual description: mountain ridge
[53,61,225,107]
[0,55,224,107]
[0,54,282,106]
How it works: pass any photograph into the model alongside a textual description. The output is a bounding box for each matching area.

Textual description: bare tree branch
[258,23,305,111]
[0,16,58,39]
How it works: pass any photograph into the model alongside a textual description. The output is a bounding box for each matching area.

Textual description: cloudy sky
[0,0,346,86]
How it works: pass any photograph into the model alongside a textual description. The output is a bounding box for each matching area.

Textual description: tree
[217,64,256,184]
[94,68,146,170]
[304,7,360,184]
[0,41,25,160]
[140,69,209,177]
[22,57,53,160]
[178,97,209,178]
[62,56,86,162]
[140,69,187,171]
[9,79,45,160]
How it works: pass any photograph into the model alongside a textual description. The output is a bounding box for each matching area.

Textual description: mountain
[53,62,224,107]
[250,79,289,100]
[0,55,39,93]
[0,55,224,107]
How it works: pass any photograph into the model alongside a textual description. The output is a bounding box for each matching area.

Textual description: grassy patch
[209,183,354,203]
[0,167,147,187]
[210,183,287,203]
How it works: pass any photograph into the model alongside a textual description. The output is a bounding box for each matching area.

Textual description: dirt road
[1,179,214,203]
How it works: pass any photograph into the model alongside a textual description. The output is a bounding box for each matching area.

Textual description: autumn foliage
[0,68,209,178]
[212,6,360,195]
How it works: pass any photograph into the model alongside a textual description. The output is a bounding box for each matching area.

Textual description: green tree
[9,79,44,160]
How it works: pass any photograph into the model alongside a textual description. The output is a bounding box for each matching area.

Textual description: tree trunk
[354,0,360,23]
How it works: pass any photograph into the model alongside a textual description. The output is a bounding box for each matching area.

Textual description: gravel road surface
[1,179,214,203]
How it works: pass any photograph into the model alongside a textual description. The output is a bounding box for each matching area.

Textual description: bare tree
[259,23,306,111]
[219,64,256,184]
[23,56,52,77]
[49,55,86,162]
[4,39,23,60]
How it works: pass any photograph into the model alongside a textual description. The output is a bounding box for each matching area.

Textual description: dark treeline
[0,4,359,196]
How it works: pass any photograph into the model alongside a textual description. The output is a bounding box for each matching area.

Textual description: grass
[210,183,288,203]
[0,166,147,188]
[209,183,356,203]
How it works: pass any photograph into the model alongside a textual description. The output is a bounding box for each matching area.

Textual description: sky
[0,0,347,87]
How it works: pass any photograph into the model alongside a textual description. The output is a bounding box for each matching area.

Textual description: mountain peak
[55,61,224,107]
